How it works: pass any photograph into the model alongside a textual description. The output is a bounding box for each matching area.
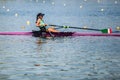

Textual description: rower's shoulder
[36,19,41,23]
[37,18,41,21]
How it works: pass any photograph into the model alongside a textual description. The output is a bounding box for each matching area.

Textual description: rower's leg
[47,27,59,32]
[40,27,47,37]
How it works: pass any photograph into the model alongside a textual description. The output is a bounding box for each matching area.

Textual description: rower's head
[37,13,45,19]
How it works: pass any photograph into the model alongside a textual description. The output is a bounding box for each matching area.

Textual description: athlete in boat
[35,13,58,32]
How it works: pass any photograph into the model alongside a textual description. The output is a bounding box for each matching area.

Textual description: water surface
[0,0,120,80]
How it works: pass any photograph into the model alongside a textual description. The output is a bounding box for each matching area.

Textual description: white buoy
[36,0,38,2]
[116,26,120,30]
[80,5,83,9]
[101,8,104,12]
[3,6,5,9]
[15,13,18,17]
[26,21,30,25]
[97,0,100,3]
[43,0,45,3]
[84,0,87,1]
[115,1,118,4]
[83,26,87,29]
[63,3,66,6]
[52,2,55,5]
[6,9,10,12]
[21,26,25,30]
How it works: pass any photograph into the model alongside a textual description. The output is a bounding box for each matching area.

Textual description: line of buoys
[1,0,119,31]
[21,21,30,29]
[2,5,31,30]
[2,6,10,12]
[21,21,31,30]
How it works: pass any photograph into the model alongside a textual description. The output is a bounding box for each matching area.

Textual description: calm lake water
[0,0,120,80]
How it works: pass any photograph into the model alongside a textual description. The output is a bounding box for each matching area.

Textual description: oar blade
[101,28,112,33]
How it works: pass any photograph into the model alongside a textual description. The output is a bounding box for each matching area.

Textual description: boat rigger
[0,31,120,37]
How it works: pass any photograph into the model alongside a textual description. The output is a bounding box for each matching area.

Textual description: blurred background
[0,0,120,32]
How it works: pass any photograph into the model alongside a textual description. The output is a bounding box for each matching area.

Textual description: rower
[35,13,58,36]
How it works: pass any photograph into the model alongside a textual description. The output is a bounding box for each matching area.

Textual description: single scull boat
[0,31,120,37]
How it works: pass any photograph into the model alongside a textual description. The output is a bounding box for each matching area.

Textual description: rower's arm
[36,19,40,27]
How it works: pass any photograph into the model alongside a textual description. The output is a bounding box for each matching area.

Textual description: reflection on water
[0,35,120,80]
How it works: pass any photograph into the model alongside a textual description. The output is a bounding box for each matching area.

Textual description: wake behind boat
[0,30,120,37]
[0,31,32,35]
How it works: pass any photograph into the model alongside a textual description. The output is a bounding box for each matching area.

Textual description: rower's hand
[44,24,47,26]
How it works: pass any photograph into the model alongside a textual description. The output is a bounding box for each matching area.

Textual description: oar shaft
[69,27,100,31]
[49,25,100,31]
[49,24,112,33]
